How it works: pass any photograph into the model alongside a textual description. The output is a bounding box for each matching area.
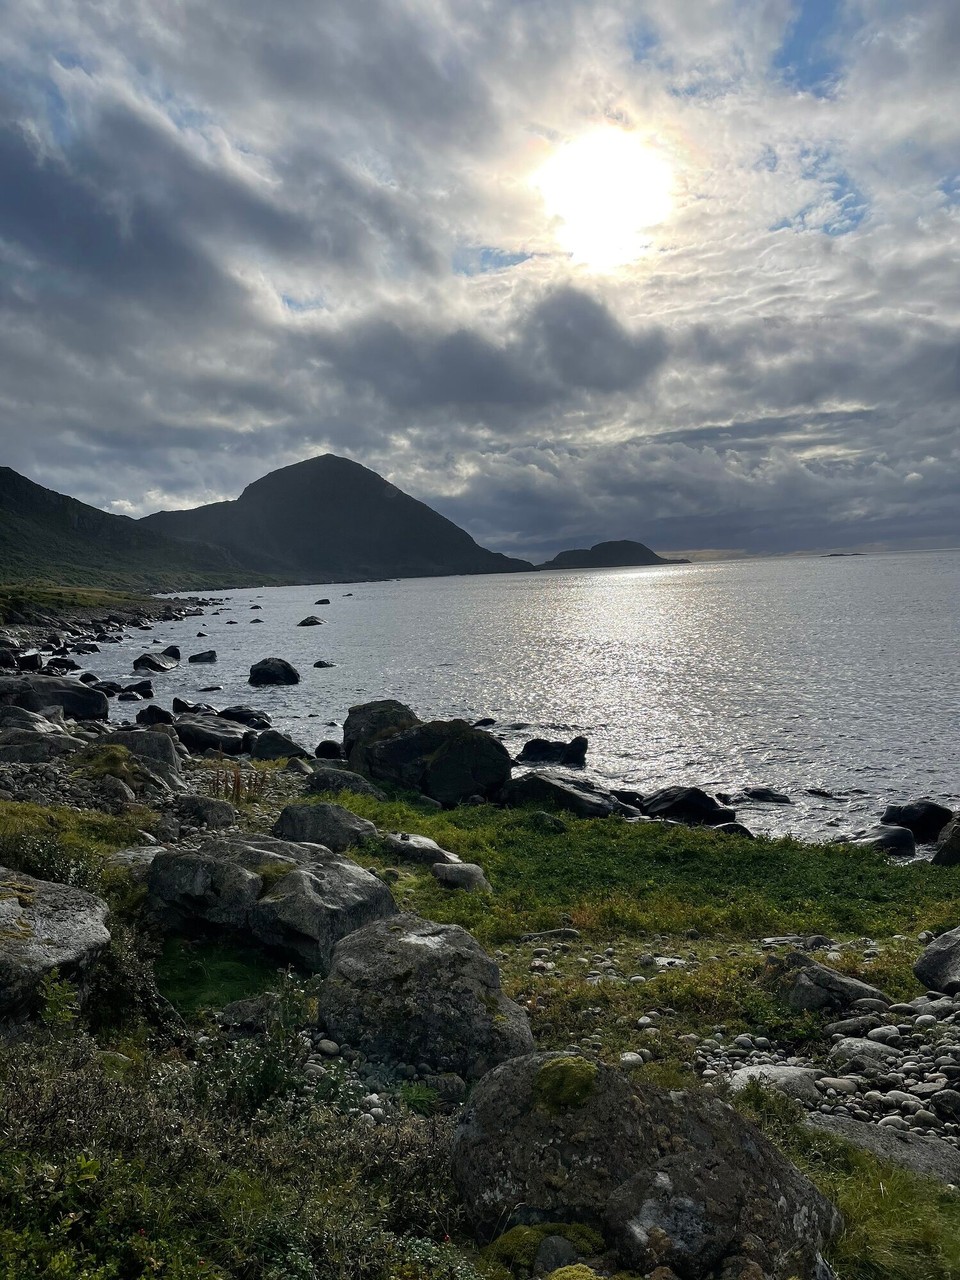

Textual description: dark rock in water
[218,705,272,730]
[226,620,238,624]
[133,652,178,674]
[315,598,330,605]
[882,799,953,844]
[932,817,960,866]
[273,802,378,852]
[196,632,207,637]
[45,657,82,674]
[714,821,755,839]
[124,679,155,698]
[363,719,511,806]
[250,605,262,610]
[78,672,99,685]
[474,717,495,728]
[0,867,110,1016]
[188,650,217,664]
[306,766,385,800]
[117,691,143,702]
[172,697,215,715]
[249,657,300,686]
[146,834,395,972]
[17,652,43,672]
[297,616,324,627]
[0,650,18,669]
[343,698,420,765]
[773,951,891,1012]
[313,660,335,668]
[174,714,249,756]
[161,646,180,660]
[915,926,960,993]
[314,739,343,759]
[319,913,533,1080]
[249,618,264,624]
[732,786,792,804]
[851,824,916,858]
[199,685,223,692]
[641,785,734,826]
[611,787,644,809]
[451,1052,840,1278]
[503,771,616,818]
[251,729,310,761]
[517,735,588,767]
[0,674,109,721]
[172,795,237,830]
[137,704,174,727]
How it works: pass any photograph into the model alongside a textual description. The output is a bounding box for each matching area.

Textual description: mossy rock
[483,1223,604,1270]
[544,1268,602,1280]
[533,1055,598,1114]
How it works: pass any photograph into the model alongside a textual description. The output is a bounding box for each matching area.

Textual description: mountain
[539,539,690,570]
[140,454,532,581]
[0,466,250,590]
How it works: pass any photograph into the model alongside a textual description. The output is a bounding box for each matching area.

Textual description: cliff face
[0,467,246,589]
[140,454,532,581]
[539,540,689,570]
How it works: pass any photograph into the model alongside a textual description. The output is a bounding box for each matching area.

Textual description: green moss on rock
[544,1268,603,1280]
[533,1056,598,1114]
[483,1223,604,1270]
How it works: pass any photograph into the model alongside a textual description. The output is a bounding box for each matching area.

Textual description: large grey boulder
[806,1112,960,1185]
[0,728,85,763]
[272,803,378,852]
[380,832,461,866]
[932,817,960,867]
[172,795,238,830]
[775,952,891,1013]
[828,1037,899,1072]
[146,835,396,972]
[305,765,386,800]
[319,913,533,1079]
[342,699,420,765]
[0,674,109,721]
[174,714,249,756]
[251,729,310,761]
[430,862,492,893]
[0,868,110,1015]
[361,718,511,806]
[451,1053,840,1278]
[851,824,916,858]
[881,799,953,845]
[914,926,960,993]
[729,1063,823,1107]
[248,657,300,687]
[503,771,617,818]
[107,730,181,772]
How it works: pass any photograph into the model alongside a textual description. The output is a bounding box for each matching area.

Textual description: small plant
[206,760,270,805]
[399,1081,441,1116]
[38,970,79,1033]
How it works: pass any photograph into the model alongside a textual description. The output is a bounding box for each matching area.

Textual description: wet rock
[188,650,218,664]
[132,652,178,673]
[517,736,589,768]
[319,913,533,1080]
[248,657,300,687]
[641,786,735,826]
[174,714,249,756]
[297,616,324,626]
[342,698,420,765]
[915,926,960,993]
[932,818,960,867]
[363,719,511,806]
[503,772,616,819]
[136,704,175,727]
[882,799,953,845]
[218,706,272,730]
[851,824,916,858]
[0,675,109,721]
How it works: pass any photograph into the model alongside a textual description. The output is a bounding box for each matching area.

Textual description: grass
[155,936,291,1018]
[0,585,155,624]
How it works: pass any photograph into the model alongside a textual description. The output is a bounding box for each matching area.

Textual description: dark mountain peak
[539,539,690,570]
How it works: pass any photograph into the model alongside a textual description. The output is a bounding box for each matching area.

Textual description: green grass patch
[154,936,289,1018]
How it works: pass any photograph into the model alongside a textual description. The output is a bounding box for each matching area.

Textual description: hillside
[539,539,690,570]
[140,453,532,580]
[0,467,252,590]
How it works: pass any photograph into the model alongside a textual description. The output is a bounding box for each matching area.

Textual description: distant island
[539,539,690,570]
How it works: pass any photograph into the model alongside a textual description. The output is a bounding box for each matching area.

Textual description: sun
[531,127,673,270]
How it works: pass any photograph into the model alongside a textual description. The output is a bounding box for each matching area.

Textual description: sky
[0,0,958,561]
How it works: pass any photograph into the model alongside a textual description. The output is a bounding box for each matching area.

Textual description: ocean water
[82,550,960,842]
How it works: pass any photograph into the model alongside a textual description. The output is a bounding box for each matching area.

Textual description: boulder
[503,772,617,819]
[342,698,420,763]
[161,646,181,660]
[0,728,85,763]
[297,616,324,626]
[881,799,953,844]
[305,766,386,800]
[218,706,272,730]
[174,714,249,756]
[713,821,755,839]
[517,736,588,767]
[363,719,512,806]
[806,1112,960,1185]
[730,786,792,804]
[380,832,461,866]
[827,1037,898,1072]
[641,786,735,826]
[315,738,343,757]
[172,795,238,830]
[272,802,378,852]
[0,868,110,1016]
[775,952,891,1013]
[914,926,960,993]
[932,817,960,867]
[451,1053,840,1278]
[124,680,155,698]
[136,704,175,727]
[319,913,533,1079]
[728,1063,823,1107]
[430,862,492,893]
[0,674,109,721]
[851,824,916,857]
[107,730,181,772]
[146,835,396,971]
[188,650,218,664]
[248,658,300,686]
[251,730,310,761]
[132,652,178,673]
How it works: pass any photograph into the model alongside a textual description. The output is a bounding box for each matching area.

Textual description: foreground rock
[342,699,420,765]
[932,817,960,867]
[272,802,378,852]
[0,868,110,1015]
[319,913,533,1080]
[0,674,109,721]
[776,952,891,1012]
[881,798,953,844]
[503,771,618,818]
[380,832,461,866]
[806,1111,960,1184]
[133,652,178,674]
[147,835,396,971]
[914,926,960,993]
[251,729,310,761]
[851,824,916,857]
[248,657,300,687]
[174,714,250,756]
[641,785,734,826]
[451,1052,840,1278]
[362,719,511,806]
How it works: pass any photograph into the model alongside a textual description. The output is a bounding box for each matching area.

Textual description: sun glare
[532,127,673,270]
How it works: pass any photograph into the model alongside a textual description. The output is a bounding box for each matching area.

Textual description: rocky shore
[1,597,960,1278]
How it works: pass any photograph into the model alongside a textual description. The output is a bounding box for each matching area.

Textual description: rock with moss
[0,673,109,722]
[451,1052,840,1279]
[319,912,533,1079]
[0,866,110,1015]
[146,835,396,972]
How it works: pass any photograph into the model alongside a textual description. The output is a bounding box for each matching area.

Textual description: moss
[544,1268,602,1280]
[533,1057,598,1114]
[254,861,295,893]
[483,1224,604,1270]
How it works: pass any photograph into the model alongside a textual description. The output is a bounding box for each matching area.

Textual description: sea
[80,549,960,843]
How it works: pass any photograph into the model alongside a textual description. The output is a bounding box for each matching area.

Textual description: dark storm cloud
[0,0,957,555]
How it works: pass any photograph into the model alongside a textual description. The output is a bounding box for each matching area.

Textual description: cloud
[0,0,957,558]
